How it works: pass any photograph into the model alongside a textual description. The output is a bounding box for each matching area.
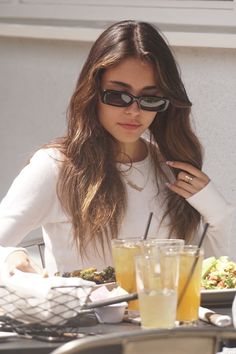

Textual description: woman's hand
[165,161,210,199]
[5,250,46,276]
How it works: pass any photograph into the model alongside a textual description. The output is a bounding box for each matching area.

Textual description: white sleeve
[0,148,60,262]
[186,181,235,257]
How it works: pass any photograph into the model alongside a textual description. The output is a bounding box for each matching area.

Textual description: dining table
[0,303,234,354]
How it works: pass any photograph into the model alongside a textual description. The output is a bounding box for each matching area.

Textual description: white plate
[201,288,236,307]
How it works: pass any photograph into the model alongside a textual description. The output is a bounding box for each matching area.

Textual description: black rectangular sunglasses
[101,89,170,112]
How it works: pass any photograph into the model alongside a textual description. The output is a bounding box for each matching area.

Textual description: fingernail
[165,182,171,187]
[166,161,174,166]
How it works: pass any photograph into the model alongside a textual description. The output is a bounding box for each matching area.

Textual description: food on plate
[201,256,236,290]
[55,266,116,284]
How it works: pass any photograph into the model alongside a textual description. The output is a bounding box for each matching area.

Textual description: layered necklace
[118,139,150,192]
[123,169,150,192]
[125,178,145,192]
[120,156,151,192]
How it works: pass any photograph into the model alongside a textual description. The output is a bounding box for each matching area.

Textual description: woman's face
[98,57,158,148]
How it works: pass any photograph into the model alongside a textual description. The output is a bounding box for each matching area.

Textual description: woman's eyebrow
[108,80,157,91]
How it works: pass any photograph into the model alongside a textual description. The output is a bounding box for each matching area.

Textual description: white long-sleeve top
[0,148,234,275]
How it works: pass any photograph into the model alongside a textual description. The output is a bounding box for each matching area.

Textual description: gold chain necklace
[123,168,150,192]
[125,178,145,192]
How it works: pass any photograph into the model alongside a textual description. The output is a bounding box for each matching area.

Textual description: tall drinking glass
[135,248,179,329]
[111,239,142,311]
[176,245,204,325]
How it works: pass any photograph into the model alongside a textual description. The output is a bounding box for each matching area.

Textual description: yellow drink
[112,239,142,310]
[177,247,203,323]
[136,252,179,328]
[139,290,177,329]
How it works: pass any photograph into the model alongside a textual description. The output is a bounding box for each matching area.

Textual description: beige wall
[0,37,235,260]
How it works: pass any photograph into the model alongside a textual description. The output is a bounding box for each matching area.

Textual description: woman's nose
[124,100,140,115]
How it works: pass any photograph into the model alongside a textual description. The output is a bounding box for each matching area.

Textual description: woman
[0,20,233,276]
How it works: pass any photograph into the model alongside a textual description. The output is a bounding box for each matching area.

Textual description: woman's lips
[117,123,141,130]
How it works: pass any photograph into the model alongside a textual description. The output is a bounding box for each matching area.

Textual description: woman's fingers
[166,182,192,199]
[177,171,208,188]
[18,259,41,273]
[6,250,43,275]
[166,161,210,198]
[166,161,206,178]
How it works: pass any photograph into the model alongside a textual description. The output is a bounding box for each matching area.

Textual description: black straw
[177,223,209,309]
[84,292,138,309]
[143,212,153,240]
[198,222,209,249]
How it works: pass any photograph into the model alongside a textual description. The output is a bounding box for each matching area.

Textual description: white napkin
[89,285,128,302]
[199,306,232,327]
[0,269,95,325]
[217,348,236,354]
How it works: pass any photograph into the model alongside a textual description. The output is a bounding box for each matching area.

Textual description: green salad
[201,256,236,290]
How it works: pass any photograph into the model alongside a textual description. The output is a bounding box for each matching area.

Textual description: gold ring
[185,175,194,184]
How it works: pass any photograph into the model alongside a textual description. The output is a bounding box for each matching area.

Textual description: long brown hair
[49,20,202,255]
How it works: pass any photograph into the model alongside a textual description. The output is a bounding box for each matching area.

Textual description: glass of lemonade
[176,245,204,325]
[111,239,142,311]
[135,248,179,329]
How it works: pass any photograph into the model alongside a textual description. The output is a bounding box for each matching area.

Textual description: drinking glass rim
[135,249,180,261]
[111,238,185,244]
[180,245,204,256]
[111,238,143,246]
[143,238,185,244]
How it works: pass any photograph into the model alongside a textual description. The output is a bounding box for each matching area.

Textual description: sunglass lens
[105,91,131,107]
[120,93,132,105]
[140,97,168,111]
